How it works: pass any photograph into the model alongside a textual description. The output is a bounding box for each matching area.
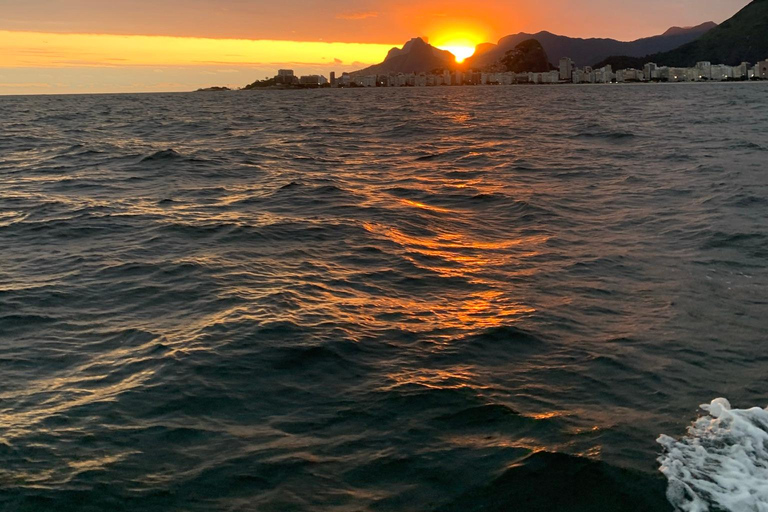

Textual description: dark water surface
[1,84,767,511]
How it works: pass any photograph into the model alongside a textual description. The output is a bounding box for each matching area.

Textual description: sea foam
[658,398,768,512]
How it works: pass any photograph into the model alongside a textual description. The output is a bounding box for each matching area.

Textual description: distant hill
[465,23,716,69]
[598,0,768,68]
[353,38,456,75]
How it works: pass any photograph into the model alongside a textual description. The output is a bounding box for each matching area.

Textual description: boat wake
[658,398,768,512]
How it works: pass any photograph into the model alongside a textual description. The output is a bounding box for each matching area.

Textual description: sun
[431,29,486,64]
[438,44,477,63]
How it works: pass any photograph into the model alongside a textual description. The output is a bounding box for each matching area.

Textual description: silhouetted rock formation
[500,39,553,73]
[353,38,456,75]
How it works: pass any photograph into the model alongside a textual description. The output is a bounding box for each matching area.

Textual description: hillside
[466,23,715,69]
[499,39,553,72]
[597,0,768,67]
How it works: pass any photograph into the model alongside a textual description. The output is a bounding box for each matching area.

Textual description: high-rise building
[643,63,657,81]
[559,58,574,81]
[330,72,336,86]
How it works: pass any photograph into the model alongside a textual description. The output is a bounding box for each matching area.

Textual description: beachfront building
[321,54,768,89]
[299,75,328,86]
[571,69,587,83]
[275,69,297,85]
[696,62,712,80]
[733,63,750,79]
[529,70,560,84]
[643,63,658,81]
[758,60,768,78]
[559,58,574,81]
[616,68,643,82]
[710,65,733,81]
[593,65,614,83]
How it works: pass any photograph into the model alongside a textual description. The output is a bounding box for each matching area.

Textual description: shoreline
[1,79,766,97]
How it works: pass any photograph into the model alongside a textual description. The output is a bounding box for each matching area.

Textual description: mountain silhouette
[466,23,716,69]
[353,38,456,75]
[598,0,768,68]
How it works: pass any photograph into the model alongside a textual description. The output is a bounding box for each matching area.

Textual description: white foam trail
[658,398,768,512]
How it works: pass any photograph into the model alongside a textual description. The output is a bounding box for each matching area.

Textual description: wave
[658,398,768,512]
[571,130,636,141]
[139,148,183,162]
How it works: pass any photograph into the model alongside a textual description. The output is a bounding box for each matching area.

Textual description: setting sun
[438,43,477,63]
[429,22,488,64]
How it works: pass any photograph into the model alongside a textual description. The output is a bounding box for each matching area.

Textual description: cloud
[336,11,378,20]
[333,58,343,64]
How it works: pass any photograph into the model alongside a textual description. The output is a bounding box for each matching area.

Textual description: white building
[594,65,613,83]
[559,57,574,81]
[733,62,750,79]
[643,63,657,81]
[275,69,296,85]
[299,75,328,86]
[572,69,588,83]
[710,65,733,81]
[616,69,642,82]
[696,62,712,80]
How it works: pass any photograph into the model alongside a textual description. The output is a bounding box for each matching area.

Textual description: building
[732,63,749,79]
[559,57,574,81]
[696,62,712,80]
[669,67,689,82]
[299,75,328,86]
[758,59,768,78]
[643,63,658,81]
[265,54,768,90]
[275,69,296,85]
[710,65,733,81]
[572,69,588,83]
[593,65,613,83]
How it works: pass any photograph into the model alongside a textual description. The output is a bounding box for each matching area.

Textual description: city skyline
[0,0,752,94]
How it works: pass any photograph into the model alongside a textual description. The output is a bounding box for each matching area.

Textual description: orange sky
[0,0,751,94]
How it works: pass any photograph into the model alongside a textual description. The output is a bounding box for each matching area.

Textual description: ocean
[1,83,767,511]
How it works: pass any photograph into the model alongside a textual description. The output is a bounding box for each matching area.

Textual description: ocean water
[1,83,767,512]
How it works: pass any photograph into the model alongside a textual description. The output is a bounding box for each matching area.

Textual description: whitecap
[658,398,768,512]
